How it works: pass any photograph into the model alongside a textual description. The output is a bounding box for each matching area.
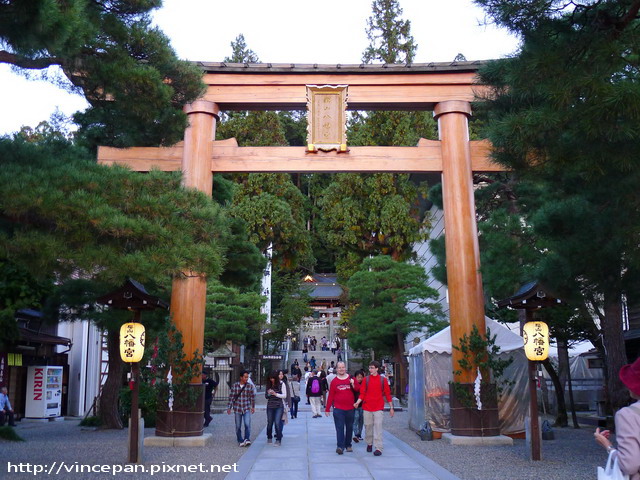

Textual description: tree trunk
[541,358,568,427]
[558,340,579,428]
[394,329,407,399]
[99,329,124,429]
[601,295,629,412]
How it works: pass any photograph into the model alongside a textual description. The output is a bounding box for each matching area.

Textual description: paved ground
[226,410,458,480]
[0,385,609,480]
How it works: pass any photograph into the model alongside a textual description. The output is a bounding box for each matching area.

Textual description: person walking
[351,369,365,443]
[278,370,292,434]
[325,362,359,455]
[306,370,324,418]
[354,360,394,456]
[0,386,16,427]
[226,370,255,447]
[265,371,287,446]
[310,356,317,369]
[594,357,640,479]
[290,374,301,419]
[202,370,218,428]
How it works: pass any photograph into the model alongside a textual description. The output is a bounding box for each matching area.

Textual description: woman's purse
[598,450,629,480]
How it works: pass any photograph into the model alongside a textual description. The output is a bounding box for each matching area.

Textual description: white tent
[408,318,529,435]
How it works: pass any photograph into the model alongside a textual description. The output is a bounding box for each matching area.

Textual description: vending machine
[25,366,63,418]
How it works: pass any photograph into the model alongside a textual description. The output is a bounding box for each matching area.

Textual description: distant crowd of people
[223,359,394,456]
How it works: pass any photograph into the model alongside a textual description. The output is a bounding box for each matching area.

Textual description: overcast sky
[0,0,520,135]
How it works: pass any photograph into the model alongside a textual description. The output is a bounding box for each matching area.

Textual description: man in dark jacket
[202,370,218,427]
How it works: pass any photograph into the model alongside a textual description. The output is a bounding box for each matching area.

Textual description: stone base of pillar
[441,433,513,446]
[144,433,213,447]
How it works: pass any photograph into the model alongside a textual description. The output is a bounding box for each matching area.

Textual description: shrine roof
[195,60,490,75]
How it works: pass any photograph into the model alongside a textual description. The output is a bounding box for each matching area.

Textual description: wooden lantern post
[97,279,169,461]
[498,282,561,461]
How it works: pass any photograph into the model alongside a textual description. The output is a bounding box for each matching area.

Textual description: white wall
[407,206,450,350]
[56,321,103,417]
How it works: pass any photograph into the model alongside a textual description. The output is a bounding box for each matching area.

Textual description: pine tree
[474,0,640,411]
[362,0,417,64]
[0,132,230,427]
[347,256,445,397]
[0,1,204,147]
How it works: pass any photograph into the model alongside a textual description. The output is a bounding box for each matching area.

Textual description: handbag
[281,410,288,425]
[597,450,629,480]
[293,395,301,402]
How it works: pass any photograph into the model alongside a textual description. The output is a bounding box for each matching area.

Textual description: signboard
[306,85,348,152]
[260,355,283,360]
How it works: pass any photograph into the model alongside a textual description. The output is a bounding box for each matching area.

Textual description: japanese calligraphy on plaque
[306,85,348,152]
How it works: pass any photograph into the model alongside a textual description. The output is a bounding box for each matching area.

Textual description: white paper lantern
[120,322,145,363]
[523,321,549,361]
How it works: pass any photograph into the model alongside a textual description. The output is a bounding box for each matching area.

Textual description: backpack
[365,375,385,394]
[311,377,321,394]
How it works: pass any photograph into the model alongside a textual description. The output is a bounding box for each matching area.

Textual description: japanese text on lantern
[523,321,549,361]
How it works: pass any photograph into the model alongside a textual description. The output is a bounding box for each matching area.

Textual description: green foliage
[346,256,445,357]
[223,34,260,63]
[451,325,514,408]
[0,259,53,347]
[267,272,312,348]
[319,173,428,280]
[474,0,640,409]
[0,426,24,442]
[150,320,204,410]
[0,136,228,288]
[231,173,313,270]
[205,282,265,349]
[0,0,204,147]
[79,416,102,427]
[119,382,158,428]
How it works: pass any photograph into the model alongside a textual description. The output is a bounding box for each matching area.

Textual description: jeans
[291,398,299,418]
[352,408,363,437]
[266,406,283,441]
[234,411,251,443]
[332,408,355,449]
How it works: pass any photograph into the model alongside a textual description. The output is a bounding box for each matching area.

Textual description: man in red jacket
[354,360,394,456]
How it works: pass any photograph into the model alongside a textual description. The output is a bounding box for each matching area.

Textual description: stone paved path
[226,409,460,480]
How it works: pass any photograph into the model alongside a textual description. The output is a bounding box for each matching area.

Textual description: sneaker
[358,437,364,441]
[274,441,281,447]
[267,438,273,444]
[346,447,353,453]
[352,436,359,443]
[245,440,251,446]
[336,448,343,455]
[374,450,382,456]
[366,445,373,453]
[239,442,245,447]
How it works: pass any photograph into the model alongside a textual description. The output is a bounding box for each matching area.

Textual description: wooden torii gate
[98,61,505,438]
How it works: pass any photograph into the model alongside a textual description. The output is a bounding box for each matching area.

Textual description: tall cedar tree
[0,133,230,427]
[0,0,204,147]
[321,0,436,282]
[216,35,313,349]
[347,256,445,396]
[474,0,640,411]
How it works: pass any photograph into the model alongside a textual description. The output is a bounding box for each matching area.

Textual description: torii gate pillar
[170,100,219,376]
[435,101,499,437]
